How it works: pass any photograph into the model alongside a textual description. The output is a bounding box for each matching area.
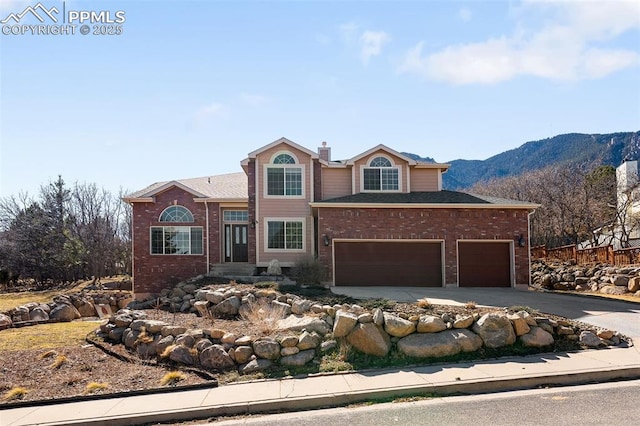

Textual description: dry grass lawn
[0,321,101,351]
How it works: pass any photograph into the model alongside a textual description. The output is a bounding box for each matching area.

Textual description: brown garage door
[458,242,511,287]
[334,241,443,286]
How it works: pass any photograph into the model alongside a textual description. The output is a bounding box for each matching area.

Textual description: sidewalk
[3,344,640,426]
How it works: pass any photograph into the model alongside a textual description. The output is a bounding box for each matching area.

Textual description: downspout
[205,201,210,275]
[527,209,535,287]
[129,202,135,295]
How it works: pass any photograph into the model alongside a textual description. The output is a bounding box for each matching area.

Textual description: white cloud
[458,7,472,22]
[398,0,640,84]
[360,30,391,64]
[194,102,229,124]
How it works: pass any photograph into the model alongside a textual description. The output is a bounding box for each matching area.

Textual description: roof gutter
[309,202,541,209]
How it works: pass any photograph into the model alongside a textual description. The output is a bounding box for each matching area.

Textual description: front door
[224,224,248,262]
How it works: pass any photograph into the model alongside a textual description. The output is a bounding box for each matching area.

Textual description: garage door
[334,241,443,287]
[458,241,511,287]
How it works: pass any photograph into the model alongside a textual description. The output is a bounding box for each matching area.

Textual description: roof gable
[247,137,319,160]
[346,144,418,166]
[124,172,248,201]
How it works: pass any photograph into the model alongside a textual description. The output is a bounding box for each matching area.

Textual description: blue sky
[1,0,639,198]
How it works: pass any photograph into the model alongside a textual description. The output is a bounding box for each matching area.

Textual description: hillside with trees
[406,131,640,190]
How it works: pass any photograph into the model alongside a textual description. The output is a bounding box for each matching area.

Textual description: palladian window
[363,156,399,191]
[266,152,303,196]
[152,205,202,255]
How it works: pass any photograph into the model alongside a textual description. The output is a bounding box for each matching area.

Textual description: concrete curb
[20,365,640,426]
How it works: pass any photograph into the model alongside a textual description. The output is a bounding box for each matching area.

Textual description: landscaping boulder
[239,358,272,374]
[49,303,81,322]
[452,314,474,329]
[233,346,254,364]
[29,307,49,322]
[417,315,447,333]
[347,323,391,357]
[253,338,281,360]
[213,296,241,317]
[280,349,315,367]
[200,344,235,369]
[297,331,320,350]
[519,326,554,347]
[0,313,12,328]
[383,312,416,337]
[579,331,602,348]
[168,345,195,365]
[397,329,483,358]
[628,277,640,293]
[277,314,331,335]
[333,310,358,337]
[472,313,516,348]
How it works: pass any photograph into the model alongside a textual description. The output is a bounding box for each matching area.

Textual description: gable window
[265,152,303,197]
[152,205,202,254]
[363,156,399,191]
[151,226,203,255]
[159,205,194,222]
[266,220,304,250]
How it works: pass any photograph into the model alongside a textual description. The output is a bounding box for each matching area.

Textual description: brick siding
[132,187,219,296]
[317,207,532,285]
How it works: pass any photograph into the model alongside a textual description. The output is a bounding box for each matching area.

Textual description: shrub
[240,298,288,335]
[83,382,109,394]
[160,371,186,386]
[417,298,430,308]
[48,355,68,369]
[290,255,325,287]
[3,387,28,401]
[465,301,477,309]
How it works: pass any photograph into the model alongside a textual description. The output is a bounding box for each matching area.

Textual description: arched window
[159,206,194,222]
[272,153,296,164]
[363,156,399,191]
[266,152,303,196]
[369,156,392,167]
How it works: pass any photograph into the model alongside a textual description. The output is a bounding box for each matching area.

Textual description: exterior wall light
[322,234,330,246]
[518,234,526,247]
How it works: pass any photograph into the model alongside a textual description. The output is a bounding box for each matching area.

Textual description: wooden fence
[532,244,640,266]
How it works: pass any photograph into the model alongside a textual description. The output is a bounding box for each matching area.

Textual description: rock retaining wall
[96,284,625,373]
[532,259,640,297]
[0,292,133,330]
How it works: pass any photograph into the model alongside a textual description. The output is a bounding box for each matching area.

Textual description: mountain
[405,131,640,190]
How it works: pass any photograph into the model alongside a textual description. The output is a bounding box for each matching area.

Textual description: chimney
[318,141,331,161]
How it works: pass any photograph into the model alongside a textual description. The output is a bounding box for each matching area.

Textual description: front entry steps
[210,263,257,277]
[209,264,297,285]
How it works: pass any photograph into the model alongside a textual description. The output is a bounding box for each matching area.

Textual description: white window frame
[150,226,204,255]
[360,154,402,192]
[264,217,306,252]
[263,151,305,199]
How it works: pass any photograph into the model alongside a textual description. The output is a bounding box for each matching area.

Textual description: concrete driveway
[331,286,640,339]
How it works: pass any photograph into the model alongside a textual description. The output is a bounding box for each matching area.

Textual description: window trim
[150,226,204,255]
[263,152,305,198]
[264,217,306,252]
[360,155,402,192]
[158,205,194,223]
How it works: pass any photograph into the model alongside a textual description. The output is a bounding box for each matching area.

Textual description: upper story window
[266,151,303,197]
[159,205,194,222]
[363,156,399,191]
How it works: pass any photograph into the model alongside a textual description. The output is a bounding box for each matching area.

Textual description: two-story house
[124,137,538,298]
